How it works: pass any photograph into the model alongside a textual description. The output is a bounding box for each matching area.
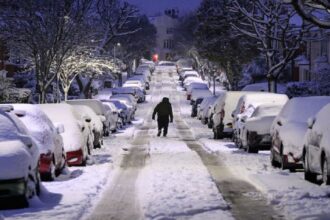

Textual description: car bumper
[248,132,272,150]
[66,149,84,166]
[0,177,26,199]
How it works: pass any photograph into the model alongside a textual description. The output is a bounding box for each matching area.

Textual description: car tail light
[39,152,52,173]
[66,149,83,166]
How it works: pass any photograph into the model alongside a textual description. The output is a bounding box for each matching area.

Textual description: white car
[183,77,205,90]
[212,91,250,139]
[123,80,144,90]
[232,93,288,144]
[239,104,284,153]
[200,96,218,125]
[39,103,91,166]
[71,105,103,149]
[102,103,120,132]
[0,109,40,207]
[10,104,66,181]
[186,82,209,100]
[190,89,213,106]
[66,99,112,136]
[303,103,330,184]
[270,96,330,170]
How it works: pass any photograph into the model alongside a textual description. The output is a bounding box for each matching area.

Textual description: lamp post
[113,42,121,62]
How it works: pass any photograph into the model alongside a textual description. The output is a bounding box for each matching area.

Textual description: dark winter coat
[152,97,173,123]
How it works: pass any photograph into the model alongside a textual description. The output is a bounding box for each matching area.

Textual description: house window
[163,39,174,49]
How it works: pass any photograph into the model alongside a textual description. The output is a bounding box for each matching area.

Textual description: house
[149,9,179,61]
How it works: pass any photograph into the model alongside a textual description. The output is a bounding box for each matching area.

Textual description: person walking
[152,97,173,137]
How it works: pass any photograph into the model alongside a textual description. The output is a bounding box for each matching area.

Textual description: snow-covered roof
[10,104,57,154]
[66,99,106,116]
[278,96,330,123]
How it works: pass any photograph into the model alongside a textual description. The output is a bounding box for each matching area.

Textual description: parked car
[102,103,120,132]
[303,103,330,184]
[123,80,145,91]
[239,104,284,153]
[212,91,250,139]
[0,109,40,207]
[122,86,146,103]
[10,104,66,180]
[186,82,209,100]
[104,100,130,125]
[39,103,91,166]
[191,97,204,117]
[270,96,330,170]
[183,77,204,90]
[181,70,199,81]
[198,96,218,120]
[66,99,112,136]
[111,87,138,101]
[200,96,219,125]
[129,75,150,90]
[232,93,288,144]
[71,105,103,149]
[190,89,212,106]
[109,96,135,122]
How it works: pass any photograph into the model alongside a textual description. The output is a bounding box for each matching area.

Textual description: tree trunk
[64,87,69,101]
[268,75,277,93]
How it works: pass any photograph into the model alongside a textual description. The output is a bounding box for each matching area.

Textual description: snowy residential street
[1,69,330,220]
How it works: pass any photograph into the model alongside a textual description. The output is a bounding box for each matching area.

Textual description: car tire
[246,133,258,153]
[207,120,213,129]
[322,158,330,185]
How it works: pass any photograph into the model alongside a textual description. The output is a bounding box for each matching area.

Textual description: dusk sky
[126,0,202,16]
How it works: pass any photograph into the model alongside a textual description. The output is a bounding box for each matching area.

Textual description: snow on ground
[137,138,233,220]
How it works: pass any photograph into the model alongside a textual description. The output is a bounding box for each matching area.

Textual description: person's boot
[157,130,161,137]
[163,132,167,137]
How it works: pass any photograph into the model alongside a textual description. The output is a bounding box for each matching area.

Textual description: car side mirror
[83,115,92,123]
[54,123,65,134]
[307,117,316,129]
[277,120,282,126]
[231,111,235,118]
[241,118,245,123]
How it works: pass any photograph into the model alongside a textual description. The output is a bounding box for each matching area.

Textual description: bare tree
[230,0,311,92]
[284,0,330,28]
[59,49,119,100]
[1,0,92,103]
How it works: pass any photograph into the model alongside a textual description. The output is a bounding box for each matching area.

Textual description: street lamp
[113,42,121,61]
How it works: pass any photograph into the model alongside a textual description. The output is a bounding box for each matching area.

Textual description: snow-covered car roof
[10,104,58,154]
[105,100,127,110]
[66,99,106,116]
[191,89,213,100]
[182,71,199,78]
[112,87,136,96]
[234,92,288,117]
[277,96,330,123]
[38,103,85,151]
[71,105,103,132]
[0,110,39,179]
[187,82,209,93]
[158,61,176,66]
[250,104,284,118]
[183,77,204,87]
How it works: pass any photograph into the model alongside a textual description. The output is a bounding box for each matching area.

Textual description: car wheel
[246,133,258,153]
[280,154,288,170]
[35,170,41,196]
[322,158,330,185]
[207,120,213,129]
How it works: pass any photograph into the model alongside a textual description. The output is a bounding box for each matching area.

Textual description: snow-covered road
[2,69,330,220]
